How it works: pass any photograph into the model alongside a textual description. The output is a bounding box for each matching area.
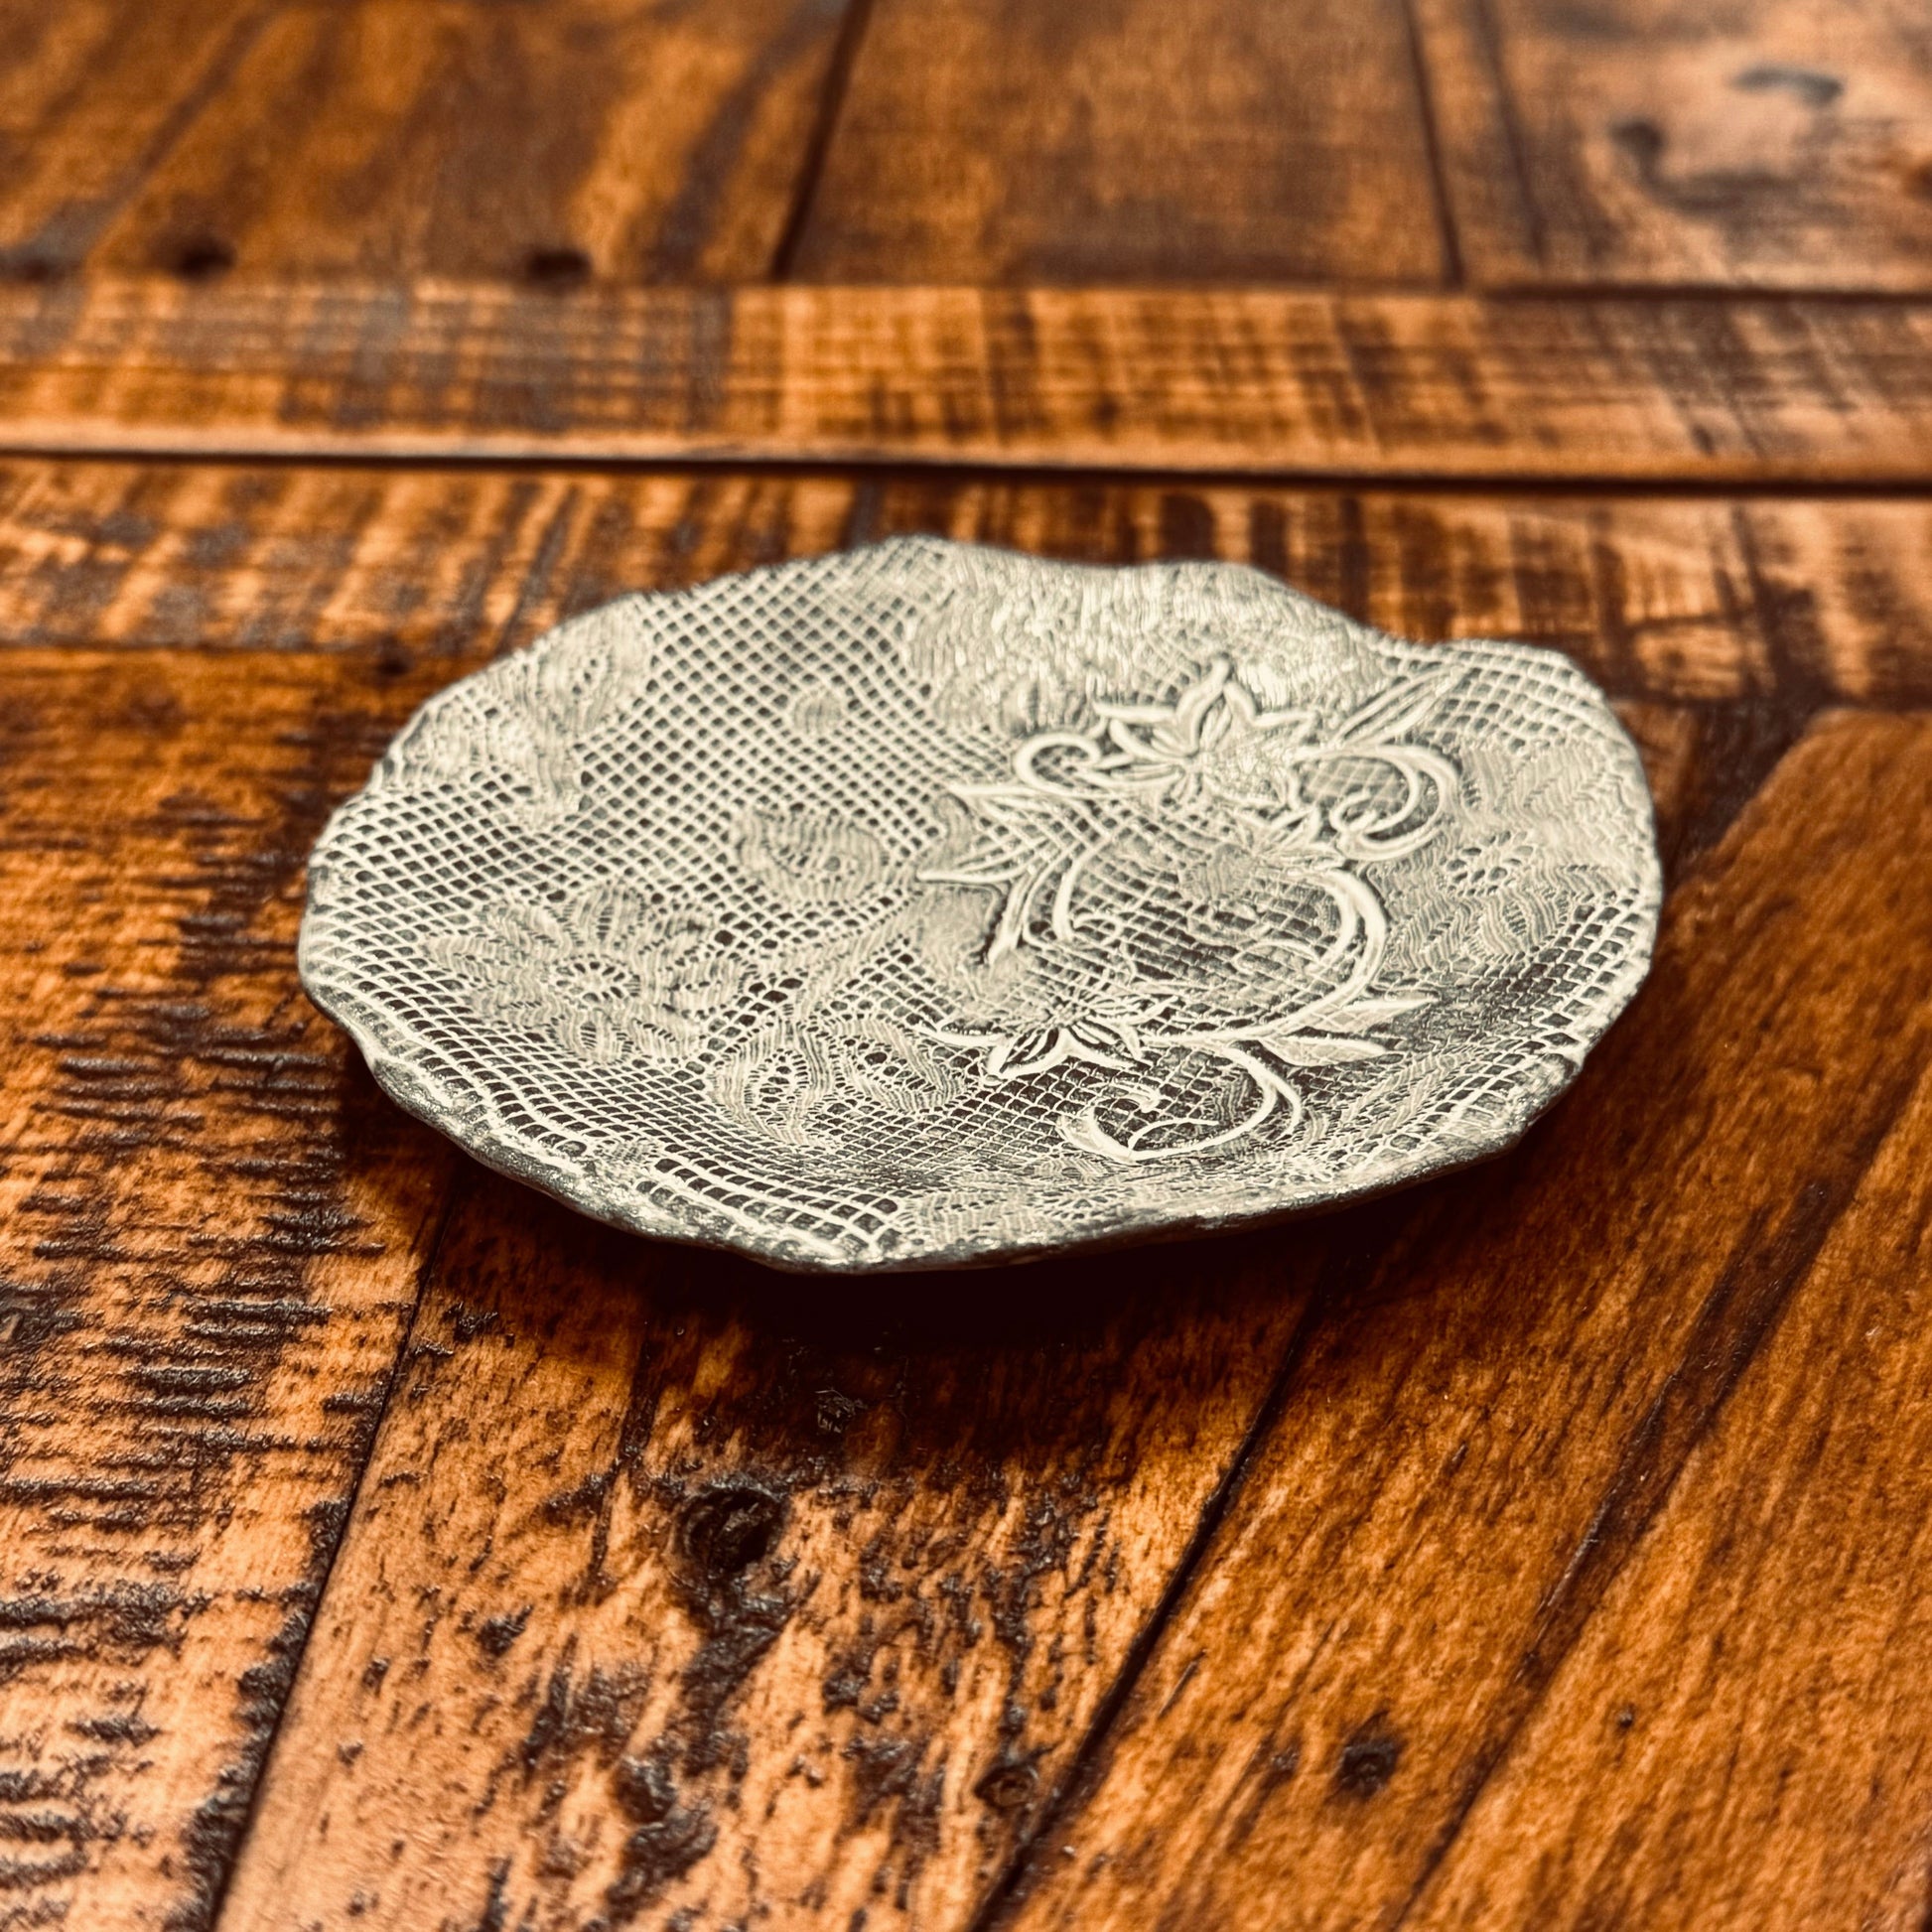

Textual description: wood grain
[86,0,854,285]
[0,458,1925,720]
[986,711,1932,1932]
[0,0,264,282]
[785,0,1446,284]
[1418,0,1932,291]
[0,463,1918,1925]
[1,0,1925,1916]
[0,452,1920,889]
[0,648,463,1927]
[0,459,1772,1930]
[211,1185,1329,1930]
[6,282,1932,480]
[1412,1008,1932,1929]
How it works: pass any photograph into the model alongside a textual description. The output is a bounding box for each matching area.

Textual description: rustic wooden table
[4,3,1932,1927]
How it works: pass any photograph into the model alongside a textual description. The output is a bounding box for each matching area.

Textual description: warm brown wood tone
[6,282,1932,481]
[0,0,263,281]
[87,0,853,285]
[0,459,1929,727]
[203,712,1699,1932]
[212,1179,1321,1929]
[1418,0,1932,291]
[989,712,1932,1932]
[10,1,1932,1917]
[0,455,1878,1929]
[203,713,1932,1932]
[0,647,461,1928]
[0,454,1923,889]
[787,0,1446,285]
[1415,1061,1932,1928]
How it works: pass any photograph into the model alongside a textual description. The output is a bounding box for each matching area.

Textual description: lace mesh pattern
[299,538,1662,1271]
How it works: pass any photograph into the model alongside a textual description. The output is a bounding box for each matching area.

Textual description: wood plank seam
[0,647,465,1926]
[9,446,1932,500]
[967,713,1882,1928]
[980,710,1932,1932]
[779,0,1448,285]
[1,0,279,283]
[769,0,882,281]
[53,2,278,276]
[1395,0,1467,287]
[211,1173,1343,1926]
[1446,0,1548,265]
[1386,1081,1927,1926]
[960,1227,1425,1932]
[0,467,1921,1925]
[194,1174,468,1929]
[74,0,864,287]
[83,3,284,271]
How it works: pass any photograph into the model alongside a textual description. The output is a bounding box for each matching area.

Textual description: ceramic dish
[300,538,1662,1271]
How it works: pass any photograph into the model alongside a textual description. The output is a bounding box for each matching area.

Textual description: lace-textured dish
[300,538,1662,1271]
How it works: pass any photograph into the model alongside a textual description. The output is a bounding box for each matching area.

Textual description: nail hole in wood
[677,1479,785,1581]
[1609,118,1665,176]
[1,252,69,285]
[973,1758,1038,1811]
[1334,1721,1402,1798]
[523,244,592,289]
[171,234,235,282]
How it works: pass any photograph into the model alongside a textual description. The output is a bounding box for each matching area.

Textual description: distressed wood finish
[786,0,1445,284]
[1,458,1927,709]
[1418,0,1932,291]
[0,459,1833,1930]
[1,457,1928,890]
[0,0,263,282]
[87,0,854,285]
[1414,1058,1932,1928]
[0,648,462,1927]
[5,282,1932,480]
[988,713,1932,1932]
[6,0,1932,1916]
[0,454,1923,894]
[212,1183,1325,1930]
[198,708,1689,1932]
[207,714,1929,1932]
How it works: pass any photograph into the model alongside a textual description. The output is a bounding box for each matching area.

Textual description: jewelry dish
[299,538,1662,1272]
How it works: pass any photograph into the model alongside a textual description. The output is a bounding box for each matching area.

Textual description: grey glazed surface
[299,538,1662,1272]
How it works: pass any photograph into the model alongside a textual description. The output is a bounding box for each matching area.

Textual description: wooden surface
[6,280,1932,479]
[88,0,852,284]
[0,0,261,281]
[1418,0,1932,290]
[785,0,1448,284]
[0,647,456,1923]
[1,4,1929,1929]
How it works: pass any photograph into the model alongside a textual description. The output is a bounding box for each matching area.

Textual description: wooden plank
[784,0,1446,284]
[0,0,263,282]
[0,459,1926,723]
[0,647,465,1927]
[59,505,1828,1928]
[209,1183,1326,1930]
[0,468,1904,1925]
[5,282,1932,480]
[84,0,853,285]
[1413,1024,1932,1927]
[0,449,1920,881]
[984,711,1932,1932]
[1418,0,1932,291]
